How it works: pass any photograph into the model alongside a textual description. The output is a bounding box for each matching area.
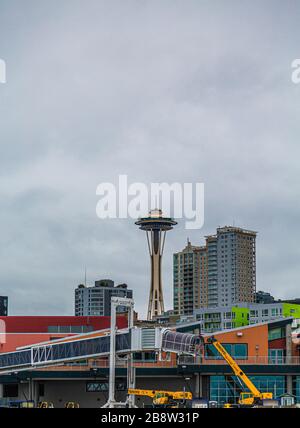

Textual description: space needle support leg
[161,230,166,255]
[146,231,151,256]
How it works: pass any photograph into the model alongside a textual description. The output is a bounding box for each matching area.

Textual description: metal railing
[27,354,300,372]
[39,358,177,371]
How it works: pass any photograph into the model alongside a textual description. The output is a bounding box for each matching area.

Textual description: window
[268,349,284,364]
[293,377,300,402]
[87,382,108,392]
[234,344,248,359]
[210,375,285,405]
[268,327,285,341]
[38,383,45,397]
[48,325,94,333]
[205,343,248,360]
[3,384,18,398]
[133,352,156,362]
[86,380,126,392]
[224,312,232,320]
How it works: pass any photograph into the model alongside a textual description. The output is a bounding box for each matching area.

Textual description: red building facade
[0,316,128,353]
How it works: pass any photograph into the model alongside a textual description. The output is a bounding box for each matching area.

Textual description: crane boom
[207,337,261,397]
[128,389,192,400]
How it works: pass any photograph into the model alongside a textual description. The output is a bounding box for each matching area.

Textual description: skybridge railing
[0,330,131,373]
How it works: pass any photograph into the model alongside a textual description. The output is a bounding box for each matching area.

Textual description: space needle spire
[135,209,177,320]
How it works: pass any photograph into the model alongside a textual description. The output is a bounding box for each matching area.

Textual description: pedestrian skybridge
[0,327,201,374]
[161,330,202,354]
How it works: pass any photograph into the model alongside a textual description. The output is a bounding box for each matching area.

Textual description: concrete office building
[173,240,208,316]
[256,290,275,304]
[75,279,133,316]
[0,297,8,316]
[206,226,257,308]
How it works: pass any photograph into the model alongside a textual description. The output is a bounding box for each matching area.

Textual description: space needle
[135,209,177,320]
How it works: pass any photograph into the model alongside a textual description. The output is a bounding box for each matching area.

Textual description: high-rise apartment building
[206,226,257,308]
[206,235,218,307]
[173,226,257,314]
[0,296,8,316]
[173,240,207,315]
[75,279,133,316]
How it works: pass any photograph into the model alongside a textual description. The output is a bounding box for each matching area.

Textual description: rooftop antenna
[84,267,87,287]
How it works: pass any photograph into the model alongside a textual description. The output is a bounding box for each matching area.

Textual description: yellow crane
[65,401,80,408]
[207,336,273,406]
[37,401,54,408]
[128,389,192,407]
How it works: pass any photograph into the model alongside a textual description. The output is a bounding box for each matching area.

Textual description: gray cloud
[0,0,299,316]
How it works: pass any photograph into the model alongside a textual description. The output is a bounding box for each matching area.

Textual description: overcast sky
[0,0,299,317]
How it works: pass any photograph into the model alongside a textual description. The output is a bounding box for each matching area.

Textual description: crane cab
[239,392,273,406]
